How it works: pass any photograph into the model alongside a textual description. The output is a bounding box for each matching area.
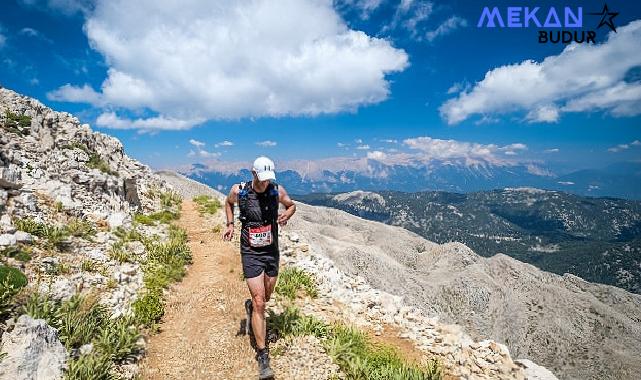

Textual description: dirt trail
[140,200,432,379]
[140,200,258,379]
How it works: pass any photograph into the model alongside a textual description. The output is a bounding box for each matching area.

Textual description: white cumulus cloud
[367,150,387,160]
[256,140,277,147]
[403,136,527,165]
[189,139,205,148]
[425,15,467,42]
[608,140,641,152]
[47,0,409,130]
[440,20,641,124]
[214,140,234,148]
[95,112,201,130]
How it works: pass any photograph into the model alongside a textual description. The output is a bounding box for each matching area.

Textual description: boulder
[19,192,37,212]
[39,277,76,301]
[124,177,141,208]
[0,190,8,207]
[0,233,17,246]
[0,315,67,380]
[0,214,14,233]
[107,212,131,230]
[0,167,21,190]
[515,359,559,380]
[14,231,33,244]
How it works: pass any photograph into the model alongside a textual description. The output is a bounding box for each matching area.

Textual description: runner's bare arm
[277,185,296,226]
[223,184,239,241]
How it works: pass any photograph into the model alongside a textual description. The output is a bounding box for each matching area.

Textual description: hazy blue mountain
[185,161,641,200]
[295,188,641,294]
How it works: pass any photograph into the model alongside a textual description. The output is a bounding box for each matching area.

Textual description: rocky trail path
[140,200,258,379]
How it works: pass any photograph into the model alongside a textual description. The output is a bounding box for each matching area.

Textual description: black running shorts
[241,252,280,279]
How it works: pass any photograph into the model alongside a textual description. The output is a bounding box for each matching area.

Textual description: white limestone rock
[0,315,67,380]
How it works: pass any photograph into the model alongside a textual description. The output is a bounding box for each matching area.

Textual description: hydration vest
[238,181,280,255]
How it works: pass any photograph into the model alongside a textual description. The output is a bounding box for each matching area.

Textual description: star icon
[589,3,619,33]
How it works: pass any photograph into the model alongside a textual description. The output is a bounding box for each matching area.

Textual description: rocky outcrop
[0,87,162,219]
[0,315,67,380]
[0,87,179,379]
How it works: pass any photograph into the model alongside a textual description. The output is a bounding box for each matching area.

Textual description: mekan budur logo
[477,3,619,44]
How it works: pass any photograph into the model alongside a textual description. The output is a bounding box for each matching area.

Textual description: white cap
[253,156,276,181]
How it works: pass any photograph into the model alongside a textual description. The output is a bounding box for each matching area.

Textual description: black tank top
[239,181,279,256]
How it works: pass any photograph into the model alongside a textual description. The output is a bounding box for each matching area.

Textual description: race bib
[248,224,273,247]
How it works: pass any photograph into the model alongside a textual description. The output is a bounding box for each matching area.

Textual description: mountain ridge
[185,159,641,200]
[296,188,641,295]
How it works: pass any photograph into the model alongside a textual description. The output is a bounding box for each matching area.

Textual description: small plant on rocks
[1,246,32,262]
[109,242,132,264]
[132,290,164,328]
[2,110,31,135]
[0,270,26,319]
[160,191,182,209]
[81,260,96,272]
[267,306,443,380]
[133,210,178,226]
[23,292,143,379]
[87,153,116,176]
[192,195,221,215]
[276,267,318,300]
[14,217,43,235]
[65,353,117,380]
[67,218,96,239]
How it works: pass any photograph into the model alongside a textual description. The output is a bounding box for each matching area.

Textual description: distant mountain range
[185,160,641,200]
[295,188,641,295]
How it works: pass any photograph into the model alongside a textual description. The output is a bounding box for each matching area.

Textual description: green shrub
[0,265,28,288]
[61,141,90,154]
[326,324,442,380]
[41,224,70,250]
[54,201,64,213]
[267,306,329,339]
[134,225,190,328]
[81,260,96,272]
[23,292,58,322]
[14,217,43,235]
[65,353,117,380]
[113,227,145,243]
[1,246,32,262]
[56,295,110,349]
[2,110,31,135]
[141,227,191,291]
[87,153,116,175]
[143,259,184,290]
[132,290,164,327]
[133,210,178,226]
[192,195,221,215]
[0,277,22,318]
[14,218,72,250]
[95,316,141,362]
[109,242,132,264]
[67,218,96,239]
[160,191,182,209]
[46,262,71,275]
[276,267,318,300]
[24,292,144,378]
[267,306,443,380]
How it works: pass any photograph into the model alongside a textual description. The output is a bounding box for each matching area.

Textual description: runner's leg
[264,274,277,303]
[246,272,267,350]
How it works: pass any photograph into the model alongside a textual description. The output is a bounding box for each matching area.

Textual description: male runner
[222,156,296,379]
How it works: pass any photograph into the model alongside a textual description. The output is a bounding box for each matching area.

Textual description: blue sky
[1,0,640,173]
